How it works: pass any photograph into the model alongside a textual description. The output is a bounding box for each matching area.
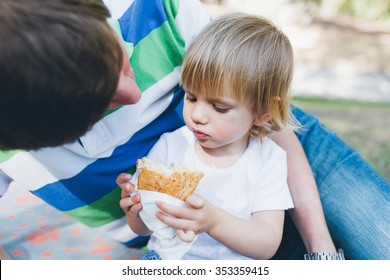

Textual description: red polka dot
[65,247,74,254]
[14,192,41,205]
[71,229,80,236]
[42,251,53,258]
[26,228,61,245]
[12,249,25,258]
[44,206,55,212]
[62,216,72,221]
[36,216,48,223]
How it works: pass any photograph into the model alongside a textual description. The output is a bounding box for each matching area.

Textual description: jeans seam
[319,151,389,189]
[318,151,357,186]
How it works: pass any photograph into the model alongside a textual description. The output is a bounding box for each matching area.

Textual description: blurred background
[201,0,390,182]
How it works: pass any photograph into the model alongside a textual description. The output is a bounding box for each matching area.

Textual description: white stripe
[176,0,211,50]
[95,216,138,243]
[30,147,95,181]
[103,0,134,19]
[0,152,57,191]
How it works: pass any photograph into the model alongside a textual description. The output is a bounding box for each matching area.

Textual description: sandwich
[135,157,204,201]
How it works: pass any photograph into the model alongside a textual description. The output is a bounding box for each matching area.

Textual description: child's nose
[191,103,208,124]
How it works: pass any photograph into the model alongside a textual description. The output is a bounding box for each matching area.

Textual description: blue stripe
[31,88,185,211]
[118,0,168,45]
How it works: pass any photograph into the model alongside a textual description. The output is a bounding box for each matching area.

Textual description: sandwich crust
[136,157,204,201]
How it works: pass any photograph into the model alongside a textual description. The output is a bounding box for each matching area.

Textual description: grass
[292,97,390,183]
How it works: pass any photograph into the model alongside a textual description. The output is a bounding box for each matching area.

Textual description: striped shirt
[0,0,211,244]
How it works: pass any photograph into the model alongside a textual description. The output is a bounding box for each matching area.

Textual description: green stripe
[104,19,135,116]
[65,186,124,227]
[64,167,136,228]
[108,18,134,58]
[126,166,136,175]
[0,150,23,164]
[131,0,185,92]
[164,0,180,22]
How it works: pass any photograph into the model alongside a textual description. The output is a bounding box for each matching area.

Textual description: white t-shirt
[145,126,294,259]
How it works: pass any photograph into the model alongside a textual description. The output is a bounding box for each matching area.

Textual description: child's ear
[254,113,273,126]
[253,97,281,126]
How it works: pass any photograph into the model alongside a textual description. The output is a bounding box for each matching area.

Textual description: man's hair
[181,13,298,139]
[0,0,123,150]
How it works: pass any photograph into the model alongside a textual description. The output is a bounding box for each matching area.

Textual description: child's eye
[213,104,230,113]
[185,93,197,103]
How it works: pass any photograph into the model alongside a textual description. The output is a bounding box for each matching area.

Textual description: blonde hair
[181,13,299,139]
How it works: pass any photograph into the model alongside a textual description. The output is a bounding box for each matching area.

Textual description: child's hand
[156,193,218,242]
[116,173,147,232]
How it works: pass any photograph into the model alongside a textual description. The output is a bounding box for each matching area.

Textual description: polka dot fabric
[0,183,144,260]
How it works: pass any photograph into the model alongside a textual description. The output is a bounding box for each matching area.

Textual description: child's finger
[156,210,192,231]
[185,193,204,209]
[129,202,143,216]
[156,201,184,217]
[119,197,133,212]
[116,173,132,187]
[119,195,142,214]
[177,229,195,242]
[121,183,134,198]
[131,193,141,204]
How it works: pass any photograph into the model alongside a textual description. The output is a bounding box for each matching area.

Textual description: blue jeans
[273,106,390,260]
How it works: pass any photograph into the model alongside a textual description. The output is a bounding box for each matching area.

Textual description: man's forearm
[269,128,336,253]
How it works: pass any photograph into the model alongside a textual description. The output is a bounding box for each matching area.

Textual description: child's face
[183,90,255,152]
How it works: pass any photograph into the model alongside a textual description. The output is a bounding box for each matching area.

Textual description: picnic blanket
[0,182,144,260]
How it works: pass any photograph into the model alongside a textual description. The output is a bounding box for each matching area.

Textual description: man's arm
[269,128,337,253]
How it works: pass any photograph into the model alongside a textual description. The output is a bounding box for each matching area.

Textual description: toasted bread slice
[136,157,204,201]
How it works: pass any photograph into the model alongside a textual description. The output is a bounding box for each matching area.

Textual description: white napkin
[135,190,196,260]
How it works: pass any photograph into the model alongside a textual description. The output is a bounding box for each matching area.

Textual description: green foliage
[290,0,390,21]
[338,0,390,20]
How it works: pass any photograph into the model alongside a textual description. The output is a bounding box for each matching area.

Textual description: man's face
[108,36,141,110]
